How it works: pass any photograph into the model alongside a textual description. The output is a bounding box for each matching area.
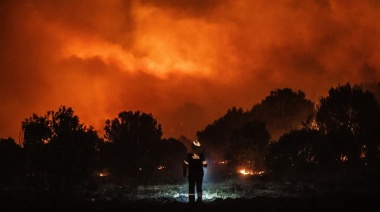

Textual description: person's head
[191,140,201,153]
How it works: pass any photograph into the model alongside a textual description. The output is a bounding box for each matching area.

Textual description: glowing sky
[1,0,380,141]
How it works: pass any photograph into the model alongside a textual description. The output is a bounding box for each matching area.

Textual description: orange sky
[1,0,380,142]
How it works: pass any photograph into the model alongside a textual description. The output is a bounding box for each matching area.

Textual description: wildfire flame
[157,165,167,170]
[218,160,228,165]
[97,168,110,177]
[238,169,265,176]
[239,169,253,175]
[98,171,109,177]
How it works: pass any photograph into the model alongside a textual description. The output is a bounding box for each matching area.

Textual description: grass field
[1,174,379,211]
[92,176,319,203]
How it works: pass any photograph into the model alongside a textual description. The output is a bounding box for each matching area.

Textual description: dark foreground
[1,192,379,212]
[84,194,380,212]
[2,176,380,212]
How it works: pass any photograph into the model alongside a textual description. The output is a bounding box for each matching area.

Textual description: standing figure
[183,140,207,203]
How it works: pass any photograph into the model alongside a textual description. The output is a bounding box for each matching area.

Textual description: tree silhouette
[266,129,323,174]
[316,84,380,166]
[22,106,102,193]
[103,111,163,178]
[197,107,249,160]
[0,137,23,188]
[152,138,187,182]
[250,88,315,141]
[360,82,380,105]
[229,120,270,171]
[22,114,52,190]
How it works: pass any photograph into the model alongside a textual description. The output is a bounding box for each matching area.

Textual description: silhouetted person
[183,140,207,203]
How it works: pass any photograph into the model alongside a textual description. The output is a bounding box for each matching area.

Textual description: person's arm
[201,153,207,168]
[183,156,189,177]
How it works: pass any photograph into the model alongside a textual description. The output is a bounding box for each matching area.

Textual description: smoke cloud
[1,0,380,141]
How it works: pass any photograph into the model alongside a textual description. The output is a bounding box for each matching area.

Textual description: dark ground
[1,189,379,212]
[1,173,380,212]
[1,194,379,212]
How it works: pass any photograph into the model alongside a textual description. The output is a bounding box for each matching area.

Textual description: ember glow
[239,169,265,176]
[97,169,110,177]
[157,165,167,170]
[218,160,229,165]
[239,169,253,176]
[1,0,380,140]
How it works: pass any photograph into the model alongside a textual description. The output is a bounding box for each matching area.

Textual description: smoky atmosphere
[2,0,380,140]
[1,0,380,211]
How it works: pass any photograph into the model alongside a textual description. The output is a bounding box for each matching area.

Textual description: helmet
[192,140,201,147]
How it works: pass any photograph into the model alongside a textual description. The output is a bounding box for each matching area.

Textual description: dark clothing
[184,153,206,177]
[183,152,207,202]
[188,175,203,198]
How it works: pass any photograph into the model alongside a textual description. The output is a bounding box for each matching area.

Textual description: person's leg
[195,176,203,202]
[188,177,196,203]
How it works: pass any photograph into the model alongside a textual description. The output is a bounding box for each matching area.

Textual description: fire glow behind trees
[1,0,380,141]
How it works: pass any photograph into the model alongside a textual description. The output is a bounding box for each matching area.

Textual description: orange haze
[1,0,380,142]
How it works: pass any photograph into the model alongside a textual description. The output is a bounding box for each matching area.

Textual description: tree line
[199,83,380,182]
[1,107,187,194]
[1,82,380,193]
